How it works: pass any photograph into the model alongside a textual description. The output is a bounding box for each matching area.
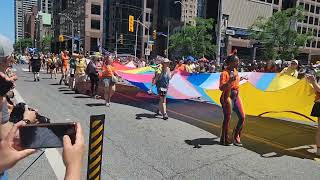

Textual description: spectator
[280,59,299,78]
[74,54,87,93]
[86,56,99,98]
[174,60,186,72]
[69,54,77,90]
[185,60,195,73]
[264,60,277,73]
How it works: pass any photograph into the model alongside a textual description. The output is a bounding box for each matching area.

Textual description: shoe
[59,80,62,85]
[106,103,110,107]
[233,140,243,147]
[155,109,161,116]
[34,79,36,82]
[163,113,169,120]
[37,78,40,81]
[147,89,152,95]
[219,139,232,146]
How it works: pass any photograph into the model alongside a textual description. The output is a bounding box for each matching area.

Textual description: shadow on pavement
[59,89,73,92]
[74,95,92,99]
[86,103,106,107]
[49,83,60,86]
[136,113,159,120]
[63,92,76,95]
[185,138,220,148]
[109,91,318,160]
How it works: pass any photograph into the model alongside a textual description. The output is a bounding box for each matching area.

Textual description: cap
[0,34,14,58]
[291,59,298,65]
[162,58,171,63]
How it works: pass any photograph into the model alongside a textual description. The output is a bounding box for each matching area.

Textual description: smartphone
[20,123,76,149]
[0,75,14,96]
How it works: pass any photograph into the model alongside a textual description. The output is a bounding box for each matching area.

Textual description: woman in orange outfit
[219,55,246,146]
[59,49,70,85]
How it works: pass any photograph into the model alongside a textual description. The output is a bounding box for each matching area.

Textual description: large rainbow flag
[115,64,317,123]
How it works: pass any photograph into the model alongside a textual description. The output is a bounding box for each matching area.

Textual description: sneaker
[34,79,37,82]
[147,89,152,95]
[233,141,243,147]
[106,103,110,107]
[163,113,169,120]
[37,78,40,81]
[219,139,232,146]
[155,109,161,116]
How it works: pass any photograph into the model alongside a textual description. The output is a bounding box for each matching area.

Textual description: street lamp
[158,24,170,58]
[134,20,150,60]
[174,1,186,27]
[59,13,74,54]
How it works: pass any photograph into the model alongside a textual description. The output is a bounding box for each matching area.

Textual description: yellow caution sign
[87,115,105,180]
[129,15,134,32]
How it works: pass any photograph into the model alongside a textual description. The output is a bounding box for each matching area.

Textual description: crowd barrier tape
[87,115,105,180]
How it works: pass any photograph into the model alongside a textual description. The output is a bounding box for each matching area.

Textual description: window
[91,4,101,15]
[90,38,98,52]
[267,0,272,3]
[273,9,278,14]
[299,2,304,7]
[312,41,316,48]
[91,19,100,30]
[315,18,319,25]
[304,16,308,23]
[317,6,320,14]
[297,26,302,33]
[302,27,307,34]
[318,31,320,37]
[311,5,315,13]
[314,29,317,36]
[309,16,314,24]
[274,0,279,5]
[145,13,149,22]
[305,4,309,11]
[317,41,320,48]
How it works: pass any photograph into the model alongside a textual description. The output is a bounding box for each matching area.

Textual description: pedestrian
[69,54,77,90]
[59,49,70,85]
[305,74,320,156]
[86,56,99,98]
[74,53,87,93]
[30,53,41,82]
[174,60,186,72]
[219,55,246,146]
[101,56,118,107]
[50,54,57,79]
[153,58,174,120]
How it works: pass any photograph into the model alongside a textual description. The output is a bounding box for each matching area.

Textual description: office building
[180,0,198,26]
[197,0,207,18]
[38,0,53,14]
[14,0,38,42]
[52,0,104,53]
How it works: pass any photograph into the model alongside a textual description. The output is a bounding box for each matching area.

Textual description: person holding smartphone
[219,55,246,146]
[306,74,320,156]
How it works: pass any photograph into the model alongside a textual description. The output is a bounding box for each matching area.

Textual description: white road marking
[21,68,46,72]
[13,89,66,180]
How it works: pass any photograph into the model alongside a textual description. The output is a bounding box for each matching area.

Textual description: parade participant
[30,53,41,82]
[59,49,70,85]
[101,56,117,107]
[280,59,299,78]
[49,54,57,79]
[69,54,77,90]
[153,58,174,120]
[74,54,87,93]
[306,74,320,156]
[219,55,246,146]
[86,56,99,98]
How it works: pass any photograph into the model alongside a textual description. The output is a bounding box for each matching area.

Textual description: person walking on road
[74,54,87,93]
[101,56,117,107]
[59,50,70,85]
[68,54,77,90]
[86,56,99,98]
[219,55,246,146]
[49,54,58,79]
[153,58,174,120]
[30,53,41,82]
[306,74,320,156]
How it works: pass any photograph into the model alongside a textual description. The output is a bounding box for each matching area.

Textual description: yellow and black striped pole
[87,114,105,180]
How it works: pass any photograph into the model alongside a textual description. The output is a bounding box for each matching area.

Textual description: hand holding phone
[19,123,76,149]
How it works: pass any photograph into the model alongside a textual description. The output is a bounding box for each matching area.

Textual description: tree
[169,18,215,58]
[13,38,33,53]
[40,35,52,52]
[250,7,313,60]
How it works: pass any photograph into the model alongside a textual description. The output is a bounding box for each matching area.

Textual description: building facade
[14,0,38,42]
[181,0,198,26]
[52,0,104,53]
[197,0,207,18]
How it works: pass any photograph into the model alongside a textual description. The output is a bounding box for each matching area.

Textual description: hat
[94,52,102,58]
[291,59,298,65]
[0,34,14,58]
[225,55,239,65]
[162,58,171,63]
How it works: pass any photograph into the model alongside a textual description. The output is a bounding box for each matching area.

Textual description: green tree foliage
[250,7,313,60]
[40,35,52,52]
[13,38,33,53]
[169,18,215,58]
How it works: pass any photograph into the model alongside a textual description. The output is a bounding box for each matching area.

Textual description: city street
[7,65,320,180]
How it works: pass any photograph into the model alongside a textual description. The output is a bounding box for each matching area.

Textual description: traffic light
[59,35,64,42]
[153,30,157,40]
[129,15,134,32]
[120,34,124,45]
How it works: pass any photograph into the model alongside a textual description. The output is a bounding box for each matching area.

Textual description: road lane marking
[117,92,315,159]
[13,89,66,180]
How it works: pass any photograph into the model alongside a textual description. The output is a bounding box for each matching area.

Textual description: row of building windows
[258,0,280,5]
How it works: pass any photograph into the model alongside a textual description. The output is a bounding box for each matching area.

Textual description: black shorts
[311,102,320,117]
[157,87,168,97]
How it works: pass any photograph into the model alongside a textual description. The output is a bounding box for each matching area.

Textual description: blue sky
[0,0,14,42]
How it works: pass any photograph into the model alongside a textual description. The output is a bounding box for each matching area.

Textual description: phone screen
[20,123,76,149]
[0,76,14,96]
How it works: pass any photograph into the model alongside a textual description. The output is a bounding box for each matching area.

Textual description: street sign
[145,48,151,56]
[226,29,235,36]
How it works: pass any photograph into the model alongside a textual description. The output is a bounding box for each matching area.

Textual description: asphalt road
[7,65,320,180]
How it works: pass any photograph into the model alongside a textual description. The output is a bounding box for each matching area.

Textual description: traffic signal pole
[115,32,118,58]
[134,20,139,61]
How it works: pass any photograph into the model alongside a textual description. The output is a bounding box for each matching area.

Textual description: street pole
[147,28,150,62]
[167,22,170,58]
[134,20,139,61]
[59,13,74,54]
[216,0,223,65]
